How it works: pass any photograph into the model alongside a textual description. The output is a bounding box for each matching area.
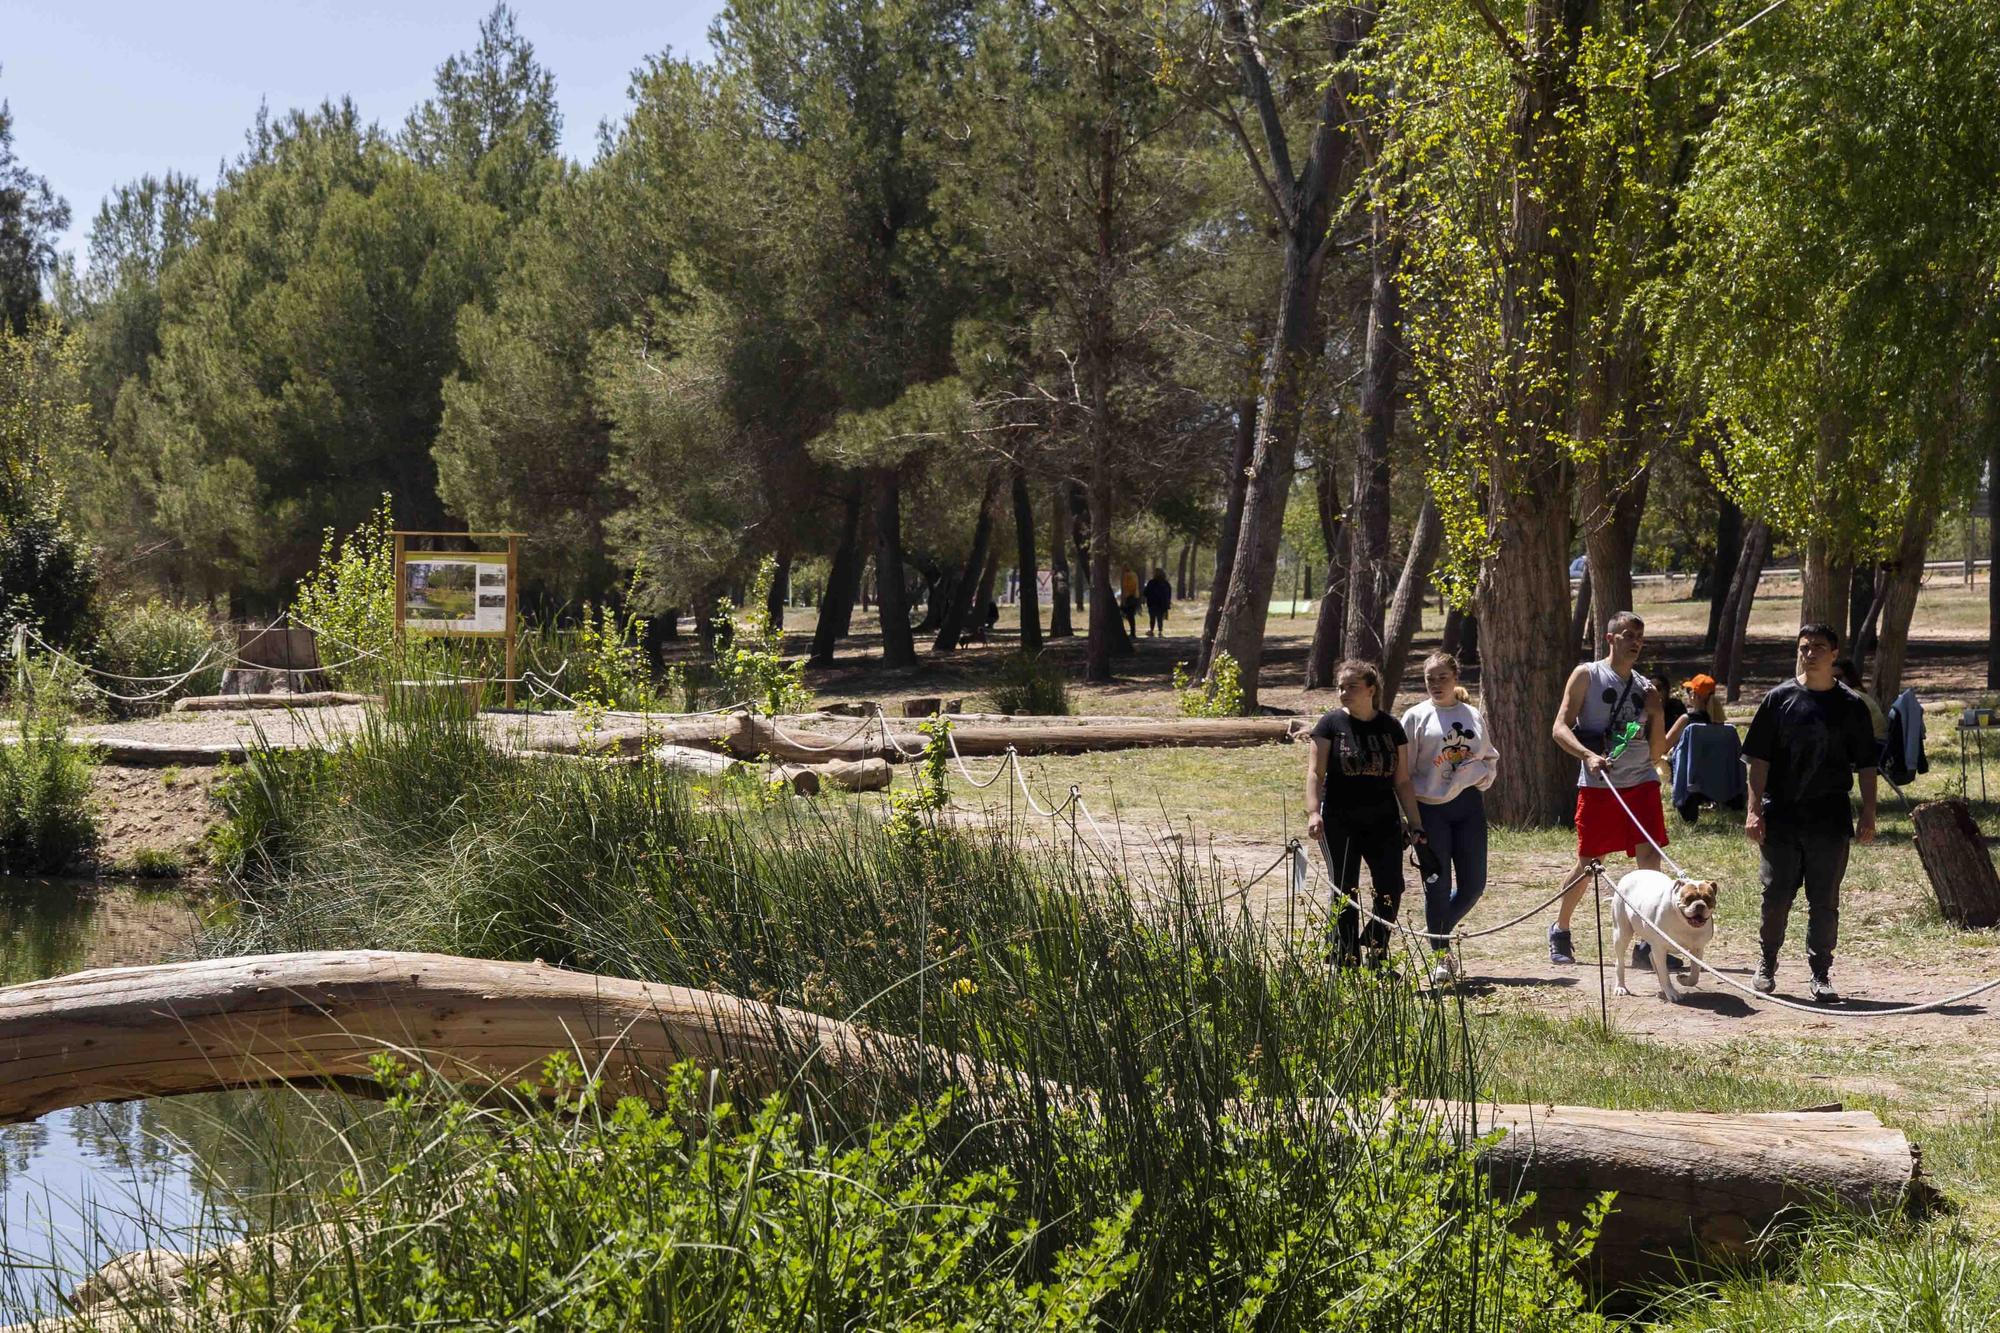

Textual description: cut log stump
[1912,798,2000,928]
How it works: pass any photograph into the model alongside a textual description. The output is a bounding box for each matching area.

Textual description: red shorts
[1574,782,1669,861]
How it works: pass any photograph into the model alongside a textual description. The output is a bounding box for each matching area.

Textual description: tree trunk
[1846,562,1877,653]
[1175,538,1193,601]
[1342,212,1401,664]
[1911,799,2000,929]
[810,493,865,666]
[1012,470,1041,654]
[1800,536,1845,630]
[1069,483,1091,611]
[1470,0,1590,826]
[1086,475,1119,681]
[874,471,917,668]
[1705,490,1742,651]
[1048,482,1073,638]
[934,477,999,654]
[1569,567,1593,660]
[1872,488,1944,701]
[975,545,1000,622]
[764,551,792,634]
[1209,7,1369,707]
[1989,416,1999,688]
[1718,520,1769,702]
[1440,606,1464,657]
[1305,455,1348,689]
[1378,494,1444,714]
[1583,459,1649,646]
[1201,398,1257,675]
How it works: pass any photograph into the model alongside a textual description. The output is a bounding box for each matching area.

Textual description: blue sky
[4,1,728,265]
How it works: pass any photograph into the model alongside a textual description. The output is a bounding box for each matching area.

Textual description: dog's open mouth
[1683,906,1711,925]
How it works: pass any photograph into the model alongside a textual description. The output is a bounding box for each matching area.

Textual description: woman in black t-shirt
[1306,659,1427,969]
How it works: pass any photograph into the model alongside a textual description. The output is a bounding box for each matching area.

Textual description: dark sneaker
[1634,941,1690,972]
[1752,961,1777,994]
[1548,924,1575,966]
[1810,975,1841,1005]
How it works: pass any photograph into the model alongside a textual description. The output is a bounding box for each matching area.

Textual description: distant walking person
[1401,652,1499,984]
[1142,568,1173,636]
[1306,660,1427,971]
[1745,623,1879,1004]
[1548,611,1667,966]
[1119,566,1141,638]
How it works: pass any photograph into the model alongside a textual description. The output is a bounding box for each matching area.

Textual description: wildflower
[950,977,978,999]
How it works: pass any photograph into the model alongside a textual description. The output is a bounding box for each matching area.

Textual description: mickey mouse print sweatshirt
[1399,698,1500,804]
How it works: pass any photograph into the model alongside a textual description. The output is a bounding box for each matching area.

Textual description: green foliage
[885,715,952,847]
[164,1059,1136,1329]
[1175,650,1243,718]
[709,556,811,716]
[568,598,656,711]
[0,94,70,334]
[400,3,561,219]
[987,651,1073,716]
[0,701,97,874]
[92,596,226,715]
[0,321,100,649]
[290,494,396,685]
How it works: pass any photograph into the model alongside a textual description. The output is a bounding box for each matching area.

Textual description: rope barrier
[944,730,1013,789]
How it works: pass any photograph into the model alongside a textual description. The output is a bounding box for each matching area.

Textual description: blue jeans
[1420,788,1488,947]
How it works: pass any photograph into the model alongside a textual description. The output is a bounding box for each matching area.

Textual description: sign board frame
[392,531,521,707]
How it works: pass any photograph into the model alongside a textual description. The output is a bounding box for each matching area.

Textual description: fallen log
[651,744,740,777]
[0,952,1925,1287]
[727,713,1300,762]
[810,756,892,791]
[173,692,376,712]
[1912,798,2000,928]
[0,951,991,1125]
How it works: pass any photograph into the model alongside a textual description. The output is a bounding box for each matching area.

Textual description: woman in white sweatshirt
[1400,651,1499,982]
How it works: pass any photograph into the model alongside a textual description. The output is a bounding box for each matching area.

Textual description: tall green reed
[192,698,1606,1329]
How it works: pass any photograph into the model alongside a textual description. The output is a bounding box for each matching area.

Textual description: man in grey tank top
[1546,611,1668,965]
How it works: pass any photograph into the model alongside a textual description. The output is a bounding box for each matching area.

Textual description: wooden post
[1912,798,2000,928]
[505,534,518,709]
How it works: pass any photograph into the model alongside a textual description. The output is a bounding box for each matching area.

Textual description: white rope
[1010,750,1065,818]
[1072,790,1124,866]
[1594,775,1688,878]
[874,704,928,759]
[1592,782,2000,1017]
[945,730,1013,789]
[1304,835,1580,944]
[25,629,226,685]
[766,711,884,753]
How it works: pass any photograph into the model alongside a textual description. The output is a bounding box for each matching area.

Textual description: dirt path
[995,803,2000,1054]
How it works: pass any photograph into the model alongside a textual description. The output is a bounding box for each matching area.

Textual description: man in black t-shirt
[1741,622,1879,1004]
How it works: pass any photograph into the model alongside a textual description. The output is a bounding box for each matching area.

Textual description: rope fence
[12,619,2000,1020]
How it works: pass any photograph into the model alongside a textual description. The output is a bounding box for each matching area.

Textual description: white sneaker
[1428,956,1457,986]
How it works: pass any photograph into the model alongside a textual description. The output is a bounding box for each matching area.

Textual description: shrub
[988,651,1074,715]
[290,494,396,686]
[1174,650,1244,717]
[711,556,812,716]
[571,598,656,711]
[0,703,98,874]
[92,597,227,716]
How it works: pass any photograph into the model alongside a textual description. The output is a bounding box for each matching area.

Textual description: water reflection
[0,878,380,1319]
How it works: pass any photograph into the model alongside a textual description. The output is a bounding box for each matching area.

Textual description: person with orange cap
[1665,672,1726,750]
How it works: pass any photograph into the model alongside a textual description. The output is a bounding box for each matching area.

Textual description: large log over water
[0,952,1927,1285]
[0,951,996,1124]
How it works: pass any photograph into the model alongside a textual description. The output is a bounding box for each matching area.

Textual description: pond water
[0,878,376,1319]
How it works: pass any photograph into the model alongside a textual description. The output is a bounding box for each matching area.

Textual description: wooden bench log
[0,952,1926,1288]
[1912,798,2000,928]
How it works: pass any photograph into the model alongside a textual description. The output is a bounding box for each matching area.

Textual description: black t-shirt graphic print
[1311,709,1407,821]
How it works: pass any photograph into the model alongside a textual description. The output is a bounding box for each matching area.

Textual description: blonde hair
[1336,659,1384,709]
[1421,650,1470,704]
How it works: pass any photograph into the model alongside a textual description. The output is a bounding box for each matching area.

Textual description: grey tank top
[1575,659,1655,789]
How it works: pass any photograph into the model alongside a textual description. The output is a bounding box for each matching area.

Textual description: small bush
[988,651,1073,715]
[1174,650,1244,717]
[92,597,227,715]
[711,556,812,716]
[116,845,187,878]
[291,494,396,687]
[0,704,98,874]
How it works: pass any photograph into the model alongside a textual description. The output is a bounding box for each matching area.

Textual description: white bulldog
[1610,869,1718,1004]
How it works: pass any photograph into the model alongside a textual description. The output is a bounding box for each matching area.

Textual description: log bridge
[0,952,1928,1286]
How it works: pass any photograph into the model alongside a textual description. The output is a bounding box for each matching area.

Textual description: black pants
[1322,814,1406,964]
[1146,607,1166,634]
[1758,822,1851,978]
